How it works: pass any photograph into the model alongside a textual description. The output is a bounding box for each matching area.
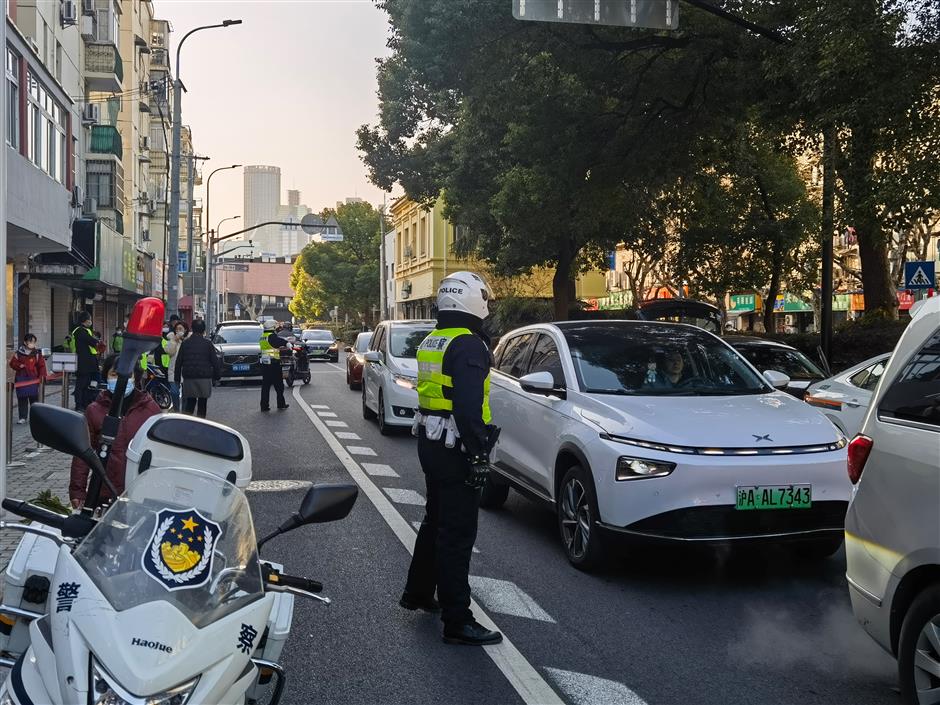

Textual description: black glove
[465,455,489,490]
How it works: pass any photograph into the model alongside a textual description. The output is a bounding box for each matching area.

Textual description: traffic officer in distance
[402,271,502,646]
[71,312,101,411]
[259,320,289,412]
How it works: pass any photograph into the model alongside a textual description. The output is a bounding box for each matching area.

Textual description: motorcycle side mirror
[257,483,358,550]
[29,403,93,458]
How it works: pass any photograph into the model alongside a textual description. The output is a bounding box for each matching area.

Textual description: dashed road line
[324,420,348,428]
[335,432,362,440]
[469,576,555,623]
[346,446,377,457]
[309,404,330,409]
[293,387,564,705]
[316,411,338,418]
[361,463,399,478]
[545,668,647,705]
[383,487,425,506]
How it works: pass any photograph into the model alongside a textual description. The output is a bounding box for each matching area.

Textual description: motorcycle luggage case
[0,531,59,657]
[125,415,252,490]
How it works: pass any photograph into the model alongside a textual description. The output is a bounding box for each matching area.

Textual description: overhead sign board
[320,233,344,242]
[221,264,250,272]
[512,0,679,30]
[50,352,78,372]
[904,261,935,290]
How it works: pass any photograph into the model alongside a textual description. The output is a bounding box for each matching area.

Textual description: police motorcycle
[284,339,310,388]
[0,298,358,705]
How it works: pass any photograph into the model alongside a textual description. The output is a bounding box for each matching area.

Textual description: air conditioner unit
[82,196,98,216]
[82,103,100,125]
[81,0,95,15]
[72,184,84,208]
[403,245,413,258]
[61,0,78,26]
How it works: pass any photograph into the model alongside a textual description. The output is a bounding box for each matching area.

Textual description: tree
[237,294,263,322]
[288,201,387,322]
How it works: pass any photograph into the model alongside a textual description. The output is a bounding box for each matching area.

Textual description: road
[209,352,898,705]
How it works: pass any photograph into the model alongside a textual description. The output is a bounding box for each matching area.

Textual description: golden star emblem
[181,516,199,533]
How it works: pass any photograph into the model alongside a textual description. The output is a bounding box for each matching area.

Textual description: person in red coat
[69,354,161,509]
[9,334,47,424]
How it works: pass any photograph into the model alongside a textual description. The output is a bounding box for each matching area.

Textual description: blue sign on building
[904,261,935,289]
[178,252,189,274]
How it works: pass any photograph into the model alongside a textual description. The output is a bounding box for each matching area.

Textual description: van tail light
[847,435,873,485]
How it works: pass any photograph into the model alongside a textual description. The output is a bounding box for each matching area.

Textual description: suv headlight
[393,374,416,389]
[91,657,198,705]
[616,456,676,481]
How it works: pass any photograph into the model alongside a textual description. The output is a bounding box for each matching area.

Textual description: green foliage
[289,201,388,322]
[30,490,70,516]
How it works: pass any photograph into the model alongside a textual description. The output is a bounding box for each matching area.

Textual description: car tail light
[847,435,873,485]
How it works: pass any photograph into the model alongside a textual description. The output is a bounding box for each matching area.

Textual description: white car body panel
[363,321,433,428]
[805,354,890,437]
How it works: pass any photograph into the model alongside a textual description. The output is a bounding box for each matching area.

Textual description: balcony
[89,125,122,160]
[85,44,124,93]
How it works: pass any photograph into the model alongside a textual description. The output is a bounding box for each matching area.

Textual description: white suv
[845,296,940,704]
[485,321,850,570]
[361,320,435,435]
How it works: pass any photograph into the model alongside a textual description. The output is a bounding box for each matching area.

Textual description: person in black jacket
[174,319,221,418]
[71,312,101,411]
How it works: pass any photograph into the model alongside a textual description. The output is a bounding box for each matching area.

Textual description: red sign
[898,290,915,310]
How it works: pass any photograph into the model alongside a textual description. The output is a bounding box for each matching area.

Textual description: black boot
[442,620,503,646]
[399,592,441,613]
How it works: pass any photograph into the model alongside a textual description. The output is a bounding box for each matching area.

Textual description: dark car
[302,329,339,362]
[345,331,373,390]
[637,298,722,335]
[212,324,263,382]
[726,336,826,399]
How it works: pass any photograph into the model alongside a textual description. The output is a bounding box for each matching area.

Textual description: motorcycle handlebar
[2,499,67,531]
[267,571,323,594]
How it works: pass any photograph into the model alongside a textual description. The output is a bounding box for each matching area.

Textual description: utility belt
[412,410,462,449]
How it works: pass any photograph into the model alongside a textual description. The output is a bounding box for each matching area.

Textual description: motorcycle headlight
[91,657,198,705]
[393,374,416,389]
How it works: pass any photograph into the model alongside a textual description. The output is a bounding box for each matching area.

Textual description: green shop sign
[730,294,758,312]
[773,293,813,313]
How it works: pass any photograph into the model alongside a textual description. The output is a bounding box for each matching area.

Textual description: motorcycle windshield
[73,467,264,628]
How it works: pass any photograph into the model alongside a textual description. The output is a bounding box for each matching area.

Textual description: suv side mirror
[763,370,791,389]
[364,351,381,364]
[519,371,566,399]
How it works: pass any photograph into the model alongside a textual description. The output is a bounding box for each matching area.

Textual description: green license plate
[735,485,812,510]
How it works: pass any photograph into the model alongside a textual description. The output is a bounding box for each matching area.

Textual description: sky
[157,0,394,233]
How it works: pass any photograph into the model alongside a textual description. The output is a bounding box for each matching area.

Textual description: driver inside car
[645,349,687,389]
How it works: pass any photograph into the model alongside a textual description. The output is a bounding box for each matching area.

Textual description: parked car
[301,329,339,362]
[215,319,257,330]
[345,331,373,391]
[804,353,891,437]
[637,298,722,335]
[726,336,827,399]
[362,320,435,434]
[845,296,940,704]
[212,324,263,382]
[485,320,850,570]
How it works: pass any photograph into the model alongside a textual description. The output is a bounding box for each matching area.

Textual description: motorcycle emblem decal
[56,582,80,612]
[752,434,773,442]
[142,508,221,591]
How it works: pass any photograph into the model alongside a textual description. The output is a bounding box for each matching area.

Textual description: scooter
[287,343,311,387]
[143,363,174,410]
[0,298,358,705]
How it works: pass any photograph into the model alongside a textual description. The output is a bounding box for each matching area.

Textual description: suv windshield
[560,322,771,396]
[72,467,263,628]
[213,327,261,345]
[302,330,334,342]
[735,346,825,381]
[390,326,433,358]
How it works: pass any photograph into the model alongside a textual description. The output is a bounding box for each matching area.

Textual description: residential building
[336,196,363,209]
[214,257,294,322]
[243,164,280,256]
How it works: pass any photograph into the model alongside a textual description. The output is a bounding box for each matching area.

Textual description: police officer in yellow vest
[71,311,101,411]
[259,320,289,411]
[403,271,502,646]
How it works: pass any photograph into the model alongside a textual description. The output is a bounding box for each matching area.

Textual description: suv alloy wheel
[557,464,606,571]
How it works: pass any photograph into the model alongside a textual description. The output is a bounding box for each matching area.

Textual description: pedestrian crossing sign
[904,261,935,289]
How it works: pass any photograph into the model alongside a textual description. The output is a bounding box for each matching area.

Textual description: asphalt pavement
[209,353,899,705]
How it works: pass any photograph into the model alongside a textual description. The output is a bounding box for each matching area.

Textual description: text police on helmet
[436,271,493,320]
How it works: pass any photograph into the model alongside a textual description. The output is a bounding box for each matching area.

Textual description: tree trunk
[552,240,574,321]
[856,219,898,316]
[764,244,783,334]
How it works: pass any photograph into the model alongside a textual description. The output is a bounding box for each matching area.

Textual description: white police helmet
[263,320,277,331]
[437,271,493,320]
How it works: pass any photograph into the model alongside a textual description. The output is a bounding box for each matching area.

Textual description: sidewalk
[1,384,73,568]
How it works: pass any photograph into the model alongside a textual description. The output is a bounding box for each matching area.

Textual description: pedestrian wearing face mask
[68,354,160,509]
[9,334,47,424]
[175,319,221,418]
[71,311,101,411]
[165,320,188,411]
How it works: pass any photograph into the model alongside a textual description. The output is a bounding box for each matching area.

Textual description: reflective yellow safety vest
[416,327,491,423]
[259,332,280,361]
[71,326,97,357]
[157,338,170,368]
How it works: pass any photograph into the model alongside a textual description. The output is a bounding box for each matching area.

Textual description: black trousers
[183,397,208,418]
[73,372,95,410]
[260,363,286,409]
[17,395,37,420]
[405,429,480,626]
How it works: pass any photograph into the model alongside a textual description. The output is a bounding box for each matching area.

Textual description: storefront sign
[773,293,813,313]
[596,291,634,310]
[833,294,850,311]
[122,242,137,292]
[730,294,761,312]
[898,290,915,310]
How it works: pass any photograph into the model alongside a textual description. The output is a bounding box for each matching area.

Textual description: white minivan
[845,296,940,705]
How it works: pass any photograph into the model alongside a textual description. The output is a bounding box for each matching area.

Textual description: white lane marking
[325,420,348,428]
[309,404,330,409]
[326,362,345,373]
[293,387,564,705]
[248,480,313,492]
[410,520,480,554]
[469,576,555,623]
[361,463,399,478]
[335,432,362,440]
[383,488,425,506]
[545,668,648,705]
[346,446,377,457]
[316,411,338,418]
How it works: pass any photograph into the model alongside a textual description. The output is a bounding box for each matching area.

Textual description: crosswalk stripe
[309,404,330,409]
[544,668,648,705]
[382,488,425,506]
[335,432,361,440]
[346,446,377,456]
[361,463,399,478]
[316,411,338,418]
[324,420,348,428]
[469,576,555,623]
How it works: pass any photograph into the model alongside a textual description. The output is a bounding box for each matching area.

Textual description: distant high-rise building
[336,196,365,209]
[287,189,301,208]
[244,166,281,255]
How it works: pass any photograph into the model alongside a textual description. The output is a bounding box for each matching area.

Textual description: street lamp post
[206,215,240,328]
[203,165,241,326]
[166,19,242,317]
